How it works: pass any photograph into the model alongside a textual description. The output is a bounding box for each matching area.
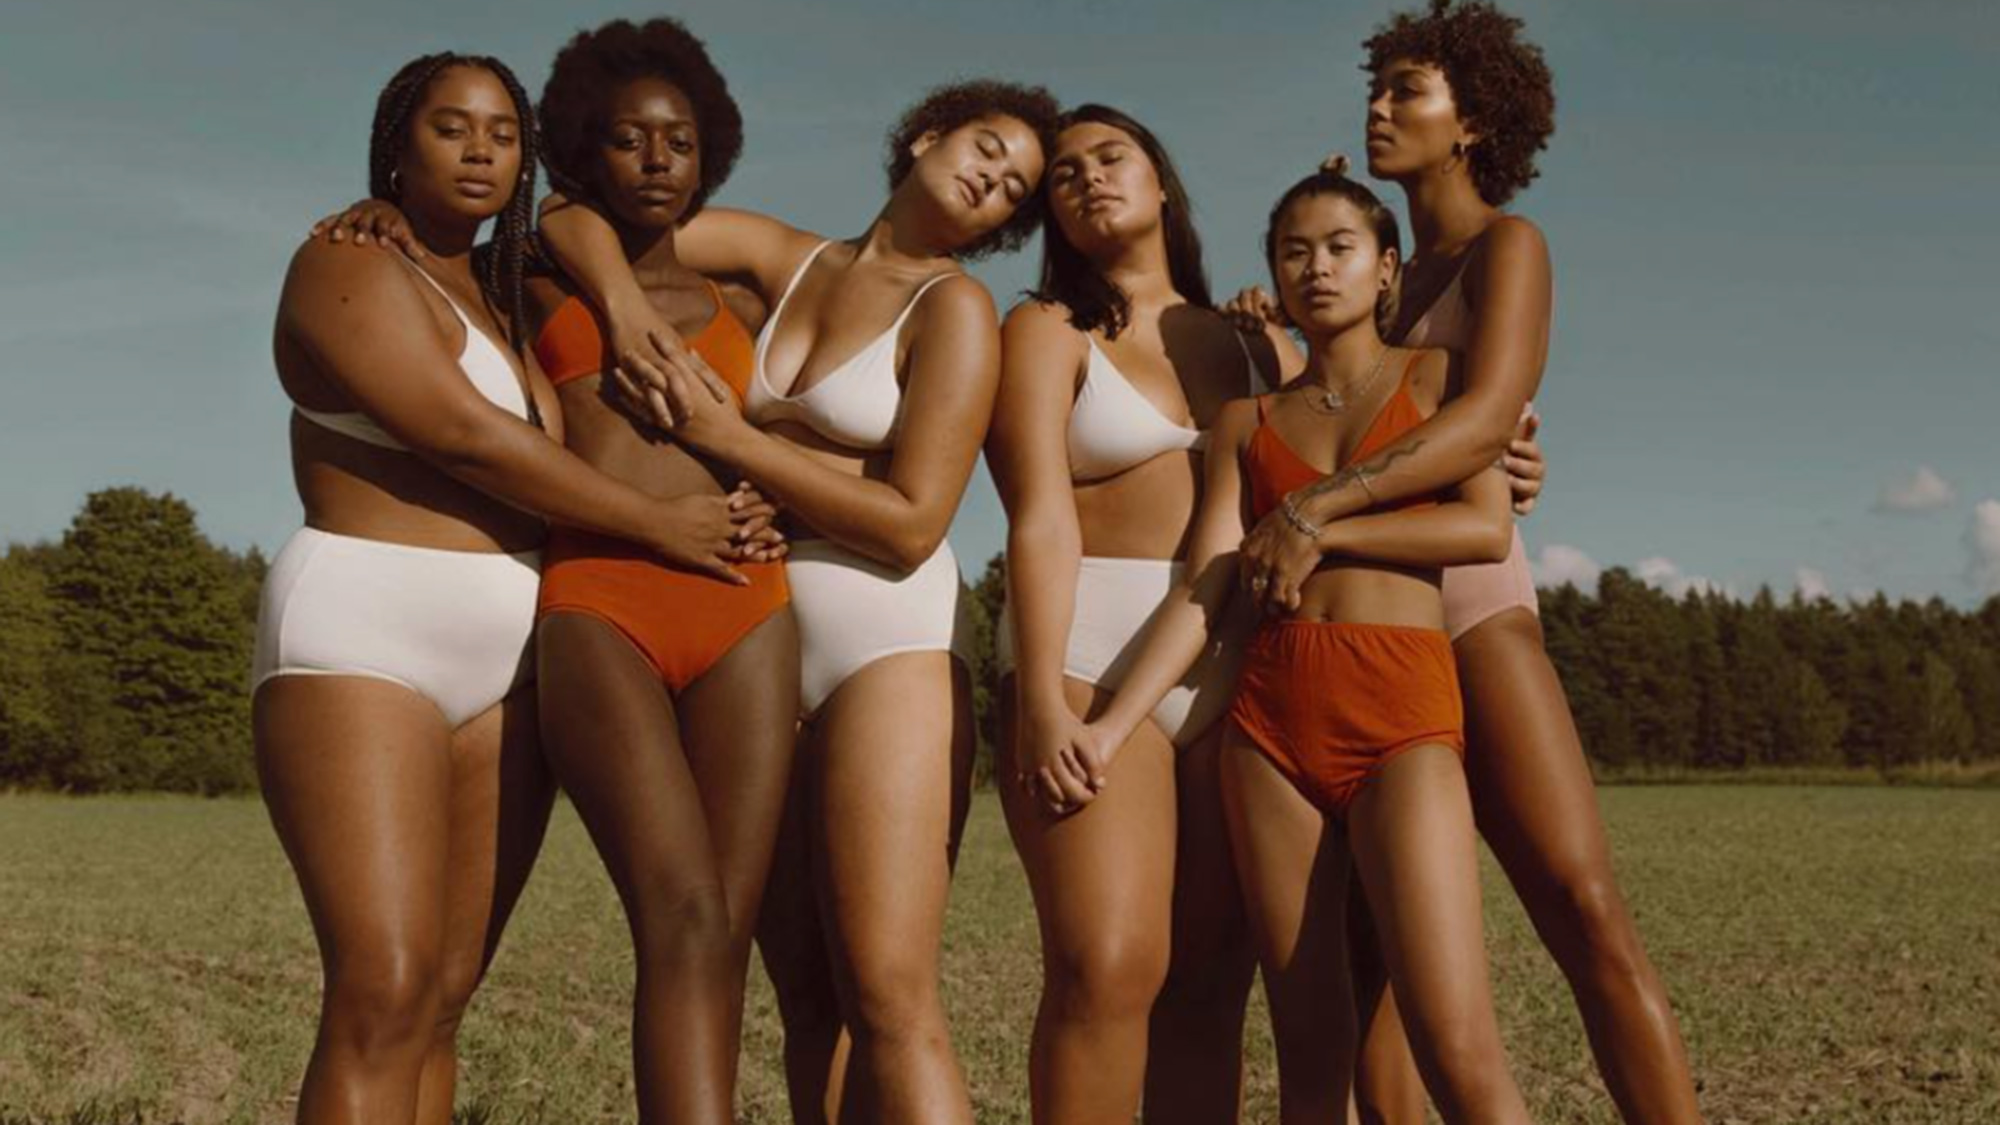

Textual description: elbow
[1469,517,1514,564]
[884,524,946,574]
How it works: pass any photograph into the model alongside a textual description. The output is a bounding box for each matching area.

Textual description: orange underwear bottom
[1227,622,1465,816]
[537,528,789,694]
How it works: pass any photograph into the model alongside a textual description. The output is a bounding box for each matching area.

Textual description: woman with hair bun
[1098,155,1536,1124]
[1230,3,1702,1121]
[541,77,1060,1125]
[265,51,764,1125]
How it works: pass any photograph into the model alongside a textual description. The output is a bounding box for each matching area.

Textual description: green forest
[3,487,1996,793]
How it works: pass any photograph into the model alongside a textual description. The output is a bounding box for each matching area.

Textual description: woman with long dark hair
[986,103,1273,1124]
[260,53,761,1124]
[1230,3,1703,1120]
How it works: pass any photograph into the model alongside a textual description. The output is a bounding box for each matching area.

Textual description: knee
[1538,870,1644,975]
[1417,1022,1515,1113]
[324,947,443,1057]
[842,952,943,1044]
[631,883,736,979]
[430,950,486,1046]
[1045,934,1169,1025]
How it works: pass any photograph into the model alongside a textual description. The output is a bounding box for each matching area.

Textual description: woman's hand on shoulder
[309,198,424,259]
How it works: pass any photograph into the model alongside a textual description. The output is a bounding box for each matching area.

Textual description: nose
[643,137,670,172]
[1367,88,1392,123]
[464,130,493,164]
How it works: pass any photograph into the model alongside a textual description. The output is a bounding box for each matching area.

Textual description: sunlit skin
[987,116,1275,1125]
[536,110,1046,1125]
[519,72,799,1125]
[1226,50,1703,1125]
[1090,190,1532,1125]
[264,62,774,1125]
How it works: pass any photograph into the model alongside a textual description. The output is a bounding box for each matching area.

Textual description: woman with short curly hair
[1231,3,1702,1122]
[541,76,1060,1125]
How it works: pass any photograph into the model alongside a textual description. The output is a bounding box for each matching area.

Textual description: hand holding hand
[1016,702,1112,817]
[1240,508,1321,615]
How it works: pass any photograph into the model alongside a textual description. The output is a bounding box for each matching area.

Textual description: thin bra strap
[1230,328,1262,394]
[768,240,835,324]
[393,253,473,327]
[1253,392,1271,423]
[888,270,963,333]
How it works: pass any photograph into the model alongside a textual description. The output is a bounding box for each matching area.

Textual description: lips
[635,182,681,204]
[454,179,497,199]
[954,176,982,208]
[1080,193,1123,214]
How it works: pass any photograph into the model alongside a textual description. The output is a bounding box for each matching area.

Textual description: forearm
[1095,556,1238,741]
[722,431,950,570]
[1317,499,1512,568]
[1006,508,1084,707]
[429,414,664,547]
[538,201,648,316]
[1294,393,1517,525]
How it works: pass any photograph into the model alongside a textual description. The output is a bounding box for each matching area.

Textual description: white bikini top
[1066,327,1260,481]
[293,257,533,451]
[746,240,961,452]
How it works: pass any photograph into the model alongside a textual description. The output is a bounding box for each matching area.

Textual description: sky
[3,0,1996,605]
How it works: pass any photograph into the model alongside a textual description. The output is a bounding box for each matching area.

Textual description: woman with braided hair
[258,52,770,1124]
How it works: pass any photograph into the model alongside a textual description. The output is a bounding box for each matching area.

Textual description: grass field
[2,786,1996,1123]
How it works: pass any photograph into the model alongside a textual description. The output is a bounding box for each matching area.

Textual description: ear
[908,129,942,162]
[1378,245,1401,291]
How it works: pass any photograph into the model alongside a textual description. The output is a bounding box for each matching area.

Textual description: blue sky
[4,0,1996,604]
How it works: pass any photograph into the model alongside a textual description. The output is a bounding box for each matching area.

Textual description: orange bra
[534,281,757,400]
[1244,353,1439,523]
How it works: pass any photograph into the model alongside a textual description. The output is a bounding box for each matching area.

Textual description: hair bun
[1319,153,1351,176]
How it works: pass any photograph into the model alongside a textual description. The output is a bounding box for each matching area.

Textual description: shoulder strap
[768,240,834,322]
[889,270,965,333]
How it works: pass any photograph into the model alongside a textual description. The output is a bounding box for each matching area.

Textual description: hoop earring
[389,168,402,194]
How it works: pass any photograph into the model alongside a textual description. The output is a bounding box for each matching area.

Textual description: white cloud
[1874,466,1956,513]
[1964,500,2000,597]
[1636,556,1732,599]
[1795,567,1831,600]
[1531,544,1602,590]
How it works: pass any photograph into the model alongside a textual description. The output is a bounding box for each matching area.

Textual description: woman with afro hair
[539,75,1060,1125]
[1230,2,1703,1122]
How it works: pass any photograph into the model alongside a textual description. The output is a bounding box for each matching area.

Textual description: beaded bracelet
[1279,494,1321,539]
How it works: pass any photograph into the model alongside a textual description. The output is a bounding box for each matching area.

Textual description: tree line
[3,488,1995,793]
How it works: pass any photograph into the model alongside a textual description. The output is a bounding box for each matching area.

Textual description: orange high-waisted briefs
[1227,621,1464,816]
[538,529,788,694]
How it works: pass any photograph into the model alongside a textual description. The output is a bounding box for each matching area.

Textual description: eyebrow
[978,127,1011,156]
[427,107,520,126]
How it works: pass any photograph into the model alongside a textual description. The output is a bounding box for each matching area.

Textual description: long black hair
[1029,104,1212,340]
[368,52,539,356]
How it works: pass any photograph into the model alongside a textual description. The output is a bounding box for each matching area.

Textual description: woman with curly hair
[1230,2,1703,1121]
[267,53,764,1125]
[541,77,1060,1125]
[525,19,797,1122]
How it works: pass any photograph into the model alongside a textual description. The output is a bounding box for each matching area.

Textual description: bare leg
[757,764,847,1125]
[536,613,772,1122]
[256,677,455,1125]
[1144,723,1257,1125]
[1001,676,1177,1124]
[1349,889,1426,1125]
[815,652,976,1125]
[1217,728,1357,1125]
[413,691,555,1125]
[1456,610,1701,1124]
[1348,745,1531,1125]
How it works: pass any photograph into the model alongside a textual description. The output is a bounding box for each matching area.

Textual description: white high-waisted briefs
[786,538,974,717]
[998,556,1251,748]
[252,527,540,728]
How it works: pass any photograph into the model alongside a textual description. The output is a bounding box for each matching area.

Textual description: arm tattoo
[1297,438,1427,501]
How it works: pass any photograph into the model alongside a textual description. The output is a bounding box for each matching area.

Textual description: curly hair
[1364,0,1555,206]
[369,53,539,368]
[537,17,743,222]
[883,79,1062,261]
[1029,104,1212,340]
[1264,156,1402,336]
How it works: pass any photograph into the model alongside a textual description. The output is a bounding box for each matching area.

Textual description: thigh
[1216,727,1348,986]
[811,651,961,983]
[436,688,556,997]
[678,608,803,940]
[1454,612,1618,897]
[999,676,1178,967]
[1171,721,1247,959]
[1345,745,1492,1033]
[536,613,723,909]
[255,676,456,972]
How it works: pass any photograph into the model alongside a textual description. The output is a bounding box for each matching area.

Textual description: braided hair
[367,53,540,357]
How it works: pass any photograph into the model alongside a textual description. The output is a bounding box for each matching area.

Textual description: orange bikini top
[1244,352,1439,523]
[533,281,757,400]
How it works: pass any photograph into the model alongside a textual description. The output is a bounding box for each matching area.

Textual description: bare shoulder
[1473,214,1550,273]
[280,240,422,324]
[1002,297,1086,352]
[914,272,998,332]
[1406,346,1455,412]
